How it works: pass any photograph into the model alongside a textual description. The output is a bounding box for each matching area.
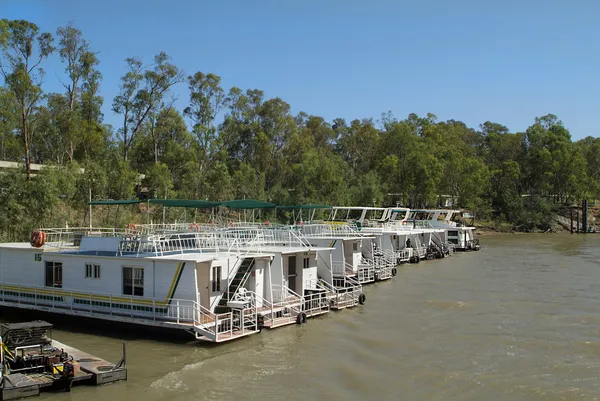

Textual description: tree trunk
[22,107,31,180]
[150,116,158,163]
[123,128,128,161]
[68,90,76,163]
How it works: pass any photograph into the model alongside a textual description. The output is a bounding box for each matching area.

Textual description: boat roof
[0,242,53,250]
[220,199,276,209]
[237,245,333,254]
[305,234,375,240]
[149,252,274,262]
[276,204,331,209]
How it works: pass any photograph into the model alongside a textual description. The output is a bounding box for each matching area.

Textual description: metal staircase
[332,275,363,308]
[215,257,255,313]
[430,233,451,257]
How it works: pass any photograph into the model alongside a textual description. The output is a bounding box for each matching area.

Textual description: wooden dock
[0,339,126,400]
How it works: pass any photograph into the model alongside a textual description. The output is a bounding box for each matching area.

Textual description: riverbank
[475,216,599,235]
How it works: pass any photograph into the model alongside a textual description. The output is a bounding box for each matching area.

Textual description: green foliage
[0,19,599,238]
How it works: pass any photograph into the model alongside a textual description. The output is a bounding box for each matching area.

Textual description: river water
[7,234,600,401]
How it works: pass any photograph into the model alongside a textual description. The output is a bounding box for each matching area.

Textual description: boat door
[196,262,211,310]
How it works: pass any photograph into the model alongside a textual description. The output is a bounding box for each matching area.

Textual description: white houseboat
[406,209,480,251]
[0,224,347,343]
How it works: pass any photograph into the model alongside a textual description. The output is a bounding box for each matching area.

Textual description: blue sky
[2,0,600,140]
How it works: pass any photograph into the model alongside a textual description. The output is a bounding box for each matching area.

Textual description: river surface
[5,234,600,401]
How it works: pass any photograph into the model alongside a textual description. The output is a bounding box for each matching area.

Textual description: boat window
[346,209,363,221]
[353,242,358,252]
[85,263,101,279]
[212,265,221,292]
[123,267,144,296]
[364,209,384,220]
[45,261,62,288]
[303,257,309,269]
[448,231,459,236]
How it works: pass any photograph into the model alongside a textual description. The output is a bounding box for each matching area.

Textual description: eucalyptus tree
[54,23,101,162]
[0,19,54,179]
[112,52,183,161]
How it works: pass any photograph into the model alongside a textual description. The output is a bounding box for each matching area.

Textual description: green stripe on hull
[168,262,186,304]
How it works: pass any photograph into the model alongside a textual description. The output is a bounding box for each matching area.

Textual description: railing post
[153,299,156,321]
[215,314,219,341]
[130,296,133,319]
[110,295,113,316]
[176,300,180,323]
[89,292,93,314]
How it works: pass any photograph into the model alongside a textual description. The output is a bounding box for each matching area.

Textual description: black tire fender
[296,312,307,325]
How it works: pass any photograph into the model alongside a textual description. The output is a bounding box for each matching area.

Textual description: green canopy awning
[147,199,221,208]
[276,204,331,210]
[221,199,276,209]
[88,199,142,205]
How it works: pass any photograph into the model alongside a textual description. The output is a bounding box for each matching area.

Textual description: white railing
[133,223,219,235]
[40,227,125,249]
[330,277,361,308]
[357,258,375,283]
[393,248,410,262]
[272,284,302,304]
[0,281,265,343]
[251,290,303,327]
[0,281,197,324]
[304,279,339,311]
[414,247,427,258]
[299,223,363,238]
[39,225,321,259]
[331,261,356,276]
[302,290,331,316]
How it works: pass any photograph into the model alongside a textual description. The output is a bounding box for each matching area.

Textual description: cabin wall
[0,248,46,287]
[208,258,230,309]
[351,240,362,269]
[266,259,273,302]
[361,239,374,259]
[154,259,197,302]
[466,229,475,241]
[307,239,344,265]
[316,250,332,284]
[271,255,283,288]
[398,233,411,249]
[57,256,146,296]
[381,235,394,252]
[36,254,196,302]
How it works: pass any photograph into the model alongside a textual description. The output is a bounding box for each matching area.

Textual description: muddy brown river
[5,233,600,400]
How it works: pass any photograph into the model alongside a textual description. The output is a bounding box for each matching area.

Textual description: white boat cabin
[406,209,479,251]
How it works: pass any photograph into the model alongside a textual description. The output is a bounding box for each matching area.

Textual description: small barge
[0,320,126,400]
